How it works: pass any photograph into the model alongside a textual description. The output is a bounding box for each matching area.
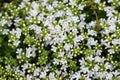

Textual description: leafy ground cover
[0,0,120,80]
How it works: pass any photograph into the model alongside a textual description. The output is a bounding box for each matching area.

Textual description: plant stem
[87,0,102,33]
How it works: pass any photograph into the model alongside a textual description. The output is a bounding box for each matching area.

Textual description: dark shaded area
[83,5,107,23]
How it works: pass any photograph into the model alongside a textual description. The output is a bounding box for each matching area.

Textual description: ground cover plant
[0,0,120,80]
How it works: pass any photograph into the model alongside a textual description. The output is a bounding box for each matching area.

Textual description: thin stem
[89,0,101,33]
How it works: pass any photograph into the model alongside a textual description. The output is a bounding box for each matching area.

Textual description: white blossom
[5,65,11,70]
[51,45,57,52]
[112,39,120,45]
[2,29,9,35]
[49,73,56,80]
[78,4,84,10]
[106,72,113,80]
[46,5,54,11]
[40,71,47,78]
[26,46,36,58]
[13,40,20,47]
[108,49,115,54]
[27,74,33,80]
[87,37,97,47]
[16,48,22,54]
[94,0,100,3]
[88,30,97,36]
[64,43,73,51]
[33,67,40,76]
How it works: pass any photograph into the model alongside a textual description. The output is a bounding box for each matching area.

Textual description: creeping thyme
[0,0,120,80]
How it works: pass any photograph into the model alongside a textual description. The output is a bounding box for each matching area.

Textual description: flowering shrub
[0,0,120,80]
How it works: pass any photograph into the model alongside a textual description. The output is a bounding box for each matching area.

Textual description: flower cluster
[0,0,120,80]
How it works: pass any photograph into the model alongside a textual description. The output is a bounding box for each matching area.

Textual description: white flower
[40,71,47,78]
[29,24,41,34]
[35,26,41,34]
[10,28,16,35]
[46,5,54,11]
[98,72,106,79]
[58,51,65,57]
[69,0,76,6]
[26,74,33,80]
[108,0,113,3]
[112,39,120,45]
[49,73,56,80]
[105,62,113,70]
[21,63,29,70]
[19,77,24,80]
[19,2,26,9]
[79,14,86,21]
[52,1,58,7]
[107,17,117,26]
[55,10,65,17]
[0,13,2,17]
[63,0,68,3]
[101,39,110,49]
[19,70,25,76]
[71,27,78,35]
[0,19,7,26]
[104,7,115,17]
[102,29,110,35]
[14,17,21,26]
[29,9,38,17]
[33,67,40,76]
[26,47,32,58]
[51,45,57,52]
[35,78,40,80]
[64,43,73,51]
[60,58,67,65]
[94,0,100,3]
[94,56,105,62]
[55,70,61,75]
[72,16,79,22]
[32,1,39,10]
[66,9,72,16]
[2,29,9,35]
[88,30,97,36]
[70,71,81,80]
[95,50,102,55]
[29,1,39,17]
[108,49,115,54]
[87,55,94,61]
[53,58,60,65]
[10,28,22,38]
[37,13,44,21]
[15,67,20,74]
[61,64,67,71]
[59,33,67,43]
[79,58,85,65]
[80,65,89,74]
[112,70,120,77]
[106,72,113,80]
[104,7,114,13]
[85,76,92,80]
[78,21,86,29]
[44,65,50,72]
[5,65,11,70]
[26,46,36,58]
[13,40,20,47]
[16,28,22,38]
[16,48,22,54]
[88,21,96,28]
[7,20,12,27]
[87,37,97,47]
[94,65,99,71]
[78,4,84,10]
